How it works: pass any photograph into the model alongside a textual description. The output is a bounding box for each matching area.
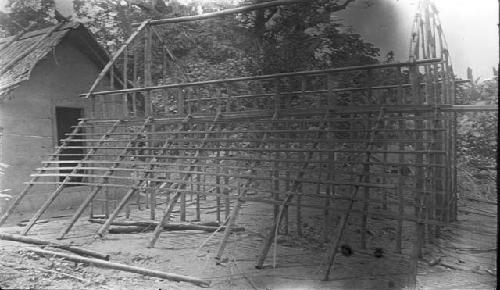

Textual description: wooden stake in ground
[23,247,210,288]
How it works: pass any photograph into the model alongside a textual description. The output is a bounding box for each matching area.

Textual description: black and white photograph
[0,0,497,289]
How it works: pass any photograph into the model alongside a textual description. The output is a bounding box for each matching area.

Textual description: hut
[0,22,123,213]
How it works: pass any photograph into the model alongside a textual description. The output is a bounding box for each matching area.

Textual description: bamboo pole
[144,24,153,116]
[122,45,128,116]
[223,169,230,219]
[20,120,120,235]
[82,59,442,98]
[396,67,405,254]
[215,181,244,261]
[89,219,244,233]
[96,120,191,239]
[84,20,149,99]
[0,233,109,260]
[56,118,153,240]
[215,130,221,223]
[148,112,223,247]
[0,120,85,226]
[132,36,138,116]
[215,111,279,260]
[196,165,201,221]
[255,111,331,268]
[322,108,386,281]
[24,247,210,287]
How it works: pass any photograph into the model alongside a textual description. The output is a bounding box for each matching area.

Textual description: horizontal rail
[184,80,466,103]
[35,166,419,179]
[59,138,444,144]
[64,127,446,137]
[80,114,451,125]
[55,145,447,155]
[77,117,452,128]
[82,59,441,97]
[42,158,447,168]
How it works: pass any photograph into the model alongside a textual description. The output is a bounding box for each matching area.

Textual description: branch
[326,0,357,13]
[135,0,311,26]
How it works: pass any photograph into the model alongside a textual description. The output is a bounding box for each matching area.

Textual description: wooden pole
[144,24,153,116]
[281,156,290,235]
[0,120,85,226]
[24,247,210,287]
[84,20,149,99]
[20,120,121,235]
[396,67,405,254]
[132,36,138,116]
[224,169,230,219]
[255,111,331,268]
[215,130,221,222]
[148,113,222,247]
[122,45,129,117]
[82,59,442,98]
[196,166,201,221]
[96,120,191,239]
[0,233,109,260]
[215,181,244,261]
[57,118,153,240]
[322,108,385,281]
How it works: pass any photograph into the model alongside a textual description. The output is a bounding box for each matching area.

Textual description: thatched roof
[0,22,110,100]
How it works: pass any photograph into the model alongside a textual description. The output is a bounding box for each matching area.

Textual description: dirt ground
[0,188,496,290]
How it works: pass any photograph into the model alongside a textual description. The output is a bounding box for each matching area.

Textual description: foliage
[237,0,379,75]
[456,78,498,167]
[454,77,497,200]
[0,0,57,35]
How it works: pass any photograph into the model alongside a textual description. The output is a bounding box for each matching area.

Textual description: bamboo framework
[0,0,497,282]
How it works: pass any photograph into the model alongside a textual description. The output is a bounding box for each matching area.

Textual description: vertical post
[296,152,303,237]
[162,45,168,82]
[215,179,244,261]
[132,37,138,116]
[272,143,280,220]
[274,78,280,115]
[360,71,373,250]
[215,146,221,223]
[104,189,110,218]
[215,87,222,223]
[281,156,290,235]
[122,45,128,117]
[89,97,96,219]
[396,66,405,253]
[325,73,337,242]
[224,168,230,219]
[177,88,185,116]
[179,148,186,223]
[361,147,370,249]
[412,62,425,258]
[144,25,153,116]
[196,165,201,221]
[273,78,282,230]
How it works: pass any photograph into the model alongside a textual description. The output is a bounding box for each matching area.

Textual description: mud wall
[0,39,122,213]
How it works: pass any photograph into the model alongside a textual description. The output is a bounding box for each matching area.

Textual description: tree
[0,0,57,36]
[237,0,379,74]
[456,78,498,167]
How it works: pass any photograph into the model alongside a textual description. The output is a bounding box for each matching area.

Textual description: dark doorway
[56,107,84,184]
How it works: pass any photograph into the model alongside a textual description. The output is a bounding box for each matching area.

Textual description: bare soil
[0,188,496,290]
